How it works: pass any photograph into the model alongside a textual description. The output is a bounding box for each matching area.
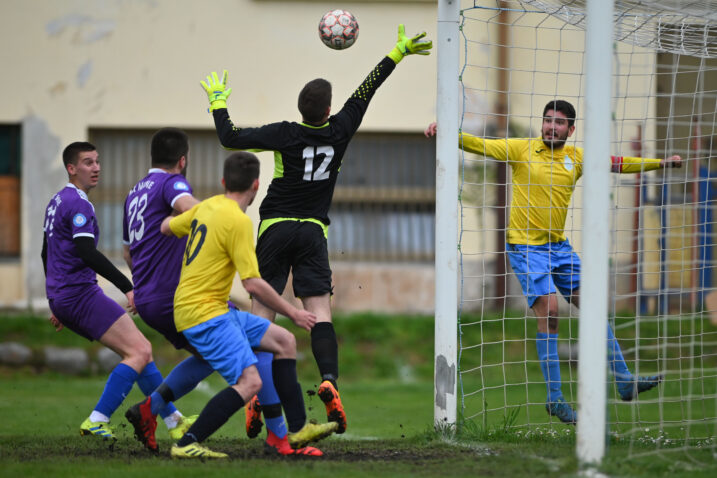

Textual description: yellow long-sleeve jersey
[459,134,662,245]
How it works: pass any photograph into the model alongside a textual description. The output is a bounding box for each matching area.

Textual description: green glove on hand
[387,24,433,64]
[200,70,232,112]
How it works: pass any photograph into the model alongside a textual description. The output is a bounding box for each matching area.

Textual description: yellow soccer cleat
[168,414,198,441]
[287,421,338,449]
[171,442,228,459]
[79,418,116,441]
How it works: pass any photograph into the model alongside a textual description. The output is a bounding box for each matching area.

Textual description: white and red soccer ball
[318,9,359,50]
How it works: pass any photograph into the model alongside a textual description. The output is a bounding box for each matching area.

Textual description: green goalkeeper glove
[387,24,433,64]
[200,70,232,111]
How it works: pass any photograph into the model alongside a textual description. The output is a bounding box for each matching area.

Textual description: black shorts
[256,220,332,298]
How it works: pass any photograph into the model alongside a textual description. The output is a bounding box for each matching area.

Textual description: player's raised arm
[661,154,683,168]
[328,24,434,133]
[387,24,433,64]
[200,70,232,113]
[425,121,513,161]
[610,154,682,173]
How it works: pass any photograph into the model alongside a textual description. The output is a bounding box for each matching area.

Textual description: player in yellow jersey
[129,152,337,459]
[426,100,681,424]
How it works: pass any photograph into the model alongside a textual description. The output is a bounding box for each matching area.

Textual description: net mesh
[457,0,717,460]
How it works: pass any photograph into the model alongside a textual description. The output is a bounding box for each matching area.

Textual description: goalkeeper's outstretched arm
[611,154,682,173]
[387,24,432,64]
[424,122,513,162]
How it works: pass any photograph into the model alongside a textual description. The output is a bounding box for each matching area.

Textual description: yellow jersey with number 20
[169,194,260,332]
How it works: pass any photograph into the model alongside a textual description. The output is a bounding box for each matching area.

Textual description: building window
[89,128,229,261]
[89,129,436,264]
[330,132,435,262]
[0,124,21,258]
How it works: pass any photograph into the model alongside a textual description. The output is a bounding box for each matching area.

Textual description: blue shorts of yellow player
[182,308,271,385]
[505,240,581,308]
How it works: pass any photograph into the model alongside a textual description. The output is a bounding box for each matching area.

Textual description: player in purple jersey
[120,128,203,451]
[122,129,326,456]
[41,142,159,443]
[122,128,199,350]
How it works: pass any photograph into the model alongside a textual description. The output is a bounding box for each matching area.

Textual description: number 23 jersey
[169,194,261,332]
[123,169,192,305]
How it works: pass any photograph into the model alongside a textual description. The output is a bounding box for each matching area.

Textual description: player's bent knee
[133,339,153,367]
[248,377,262,397]
[237,368,262,398]
[274,328,296,358]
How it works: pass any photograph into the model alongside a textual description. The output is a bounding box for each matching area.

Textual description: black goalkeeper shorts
[256,219,332,298]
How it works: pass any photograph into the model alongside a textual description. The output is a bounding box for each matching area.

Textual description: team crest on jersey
[174,182,189,191]
[72,213,87,227]
[563,154,574,171]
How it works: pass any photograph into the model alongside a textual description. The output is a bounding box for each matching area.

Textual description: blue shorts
[182,308,271,385]
[506,240,581,307]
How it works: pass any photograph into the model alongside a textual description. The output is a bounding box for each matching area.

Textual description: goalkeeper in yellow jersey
[425,100,681,424]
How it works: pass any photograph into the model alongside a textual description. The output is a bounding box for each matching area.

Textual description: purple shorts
[48,284,126,341]
[135,299,188,350]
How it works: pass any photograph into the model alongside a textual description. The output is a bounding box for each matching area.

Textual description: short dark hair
[151,127,189,167]
[223,152,260,193]
[62,142,96,168]
[298,78,332,125]
[543,100,576,128]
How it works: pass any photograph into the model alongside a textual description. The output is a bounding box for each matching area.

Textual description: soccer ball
[318,9,359,50]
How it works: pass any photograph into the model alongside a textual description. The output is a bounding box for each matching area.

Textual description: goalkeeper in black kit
[200,24,432,436]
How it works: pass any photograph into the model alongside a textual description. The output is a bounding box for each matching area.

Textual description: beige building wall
[0,1,678,314]
[0,0,438,312]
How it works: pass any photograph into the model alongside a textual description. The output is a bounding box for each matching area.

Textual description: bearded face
[541,110,575,149]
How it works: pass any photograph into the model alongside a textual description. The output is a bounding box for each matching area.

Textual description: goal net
[455,0,717,459]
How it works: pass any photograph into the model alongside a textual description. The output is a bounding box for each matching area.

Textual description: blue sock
[607,324,631,382]
[137,361,177,419]
[536,333,562,402]
[94,363,138,417]
[255,351,287,439]
[150,355,214,416]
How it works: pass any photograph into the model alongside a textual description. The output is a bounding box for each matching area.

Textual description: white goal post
[434,0,461,428]
[576,0,613,464]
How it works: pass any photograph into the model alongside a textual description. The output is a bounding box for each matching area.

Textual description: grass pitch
[1,312,716,477]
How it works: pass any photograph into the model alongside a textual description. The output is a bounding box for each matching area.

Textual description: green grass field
[458,312,717,443]
[1,312,716,477]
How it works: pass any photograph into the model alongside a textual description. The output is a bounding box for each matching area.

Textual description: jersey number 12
[303,145,333,181]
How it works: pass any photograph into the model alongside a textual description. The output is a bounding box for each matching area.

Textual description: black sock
[272,358,305,433]
[262,403,282,419]
[311,322,339,387]
[156,383,176,403]
[176,387,244,447]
